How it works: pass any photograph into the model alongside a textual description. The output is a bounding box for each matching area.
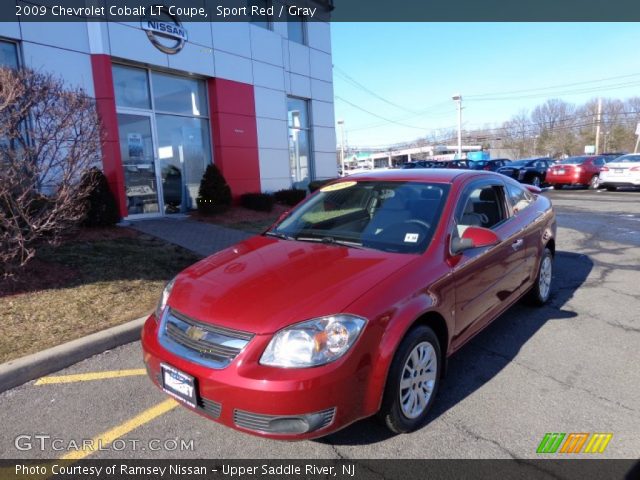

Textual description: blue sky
[330,23,640,148]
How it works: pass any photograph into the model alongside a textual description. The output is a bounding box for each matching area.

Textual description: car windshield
[613,155,640,163]
[508,160,534,167]
[267,180,450,254]
[470,161,487,167]
[558,157,588,165]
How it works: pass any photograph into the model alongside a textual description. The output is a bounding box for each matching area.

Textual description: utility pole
[452,94,462,158]
[594,98,602,154]
[337,119,345,176]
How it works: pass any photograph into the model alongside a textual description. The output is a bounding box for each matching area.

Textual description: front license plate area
[161,363,197,407]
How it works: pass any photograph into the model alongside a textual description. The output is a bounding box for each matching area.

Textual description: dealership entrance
[112,64,212,217]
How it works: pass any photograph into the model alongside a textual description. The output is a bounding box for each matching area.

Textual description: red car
[141,170,556,440]
[546,155,608,189]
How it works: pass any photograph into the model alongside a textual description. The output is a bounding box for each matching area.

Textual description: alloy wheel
[399,342,438,419]
[539,255,552,301]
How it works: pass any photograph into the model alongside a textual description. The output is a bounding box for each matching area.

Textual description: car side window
[594,158,605,166]
[506,183,534,214]
[455,184,508,235]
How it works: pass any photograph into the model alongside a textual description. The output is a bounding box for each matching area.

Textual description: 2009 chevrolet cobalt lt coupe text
[142,170,556,440]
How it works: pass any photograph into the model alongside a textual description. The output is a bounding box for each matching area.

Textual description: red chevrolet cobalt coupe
[142,170,556,439]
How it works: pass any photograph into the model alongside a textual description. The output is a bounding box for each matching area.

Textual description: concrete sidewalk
[129,216,253,257]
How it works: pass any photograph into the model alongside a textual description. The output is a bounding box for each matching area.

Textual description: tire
[531,176,541,187]
[588,175,600,190]
[606,186,617,192]
[555,184,564,190]
[378,326,441,434]
[525,247,553,306]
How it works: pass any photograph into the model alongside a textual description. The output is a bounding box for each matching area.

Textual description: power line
[334,96,431,130]
[333,65,421,114]
[465,72,640,99]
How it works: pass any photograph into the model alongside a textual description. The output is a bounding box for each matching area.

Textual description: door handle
[511,239,524,251]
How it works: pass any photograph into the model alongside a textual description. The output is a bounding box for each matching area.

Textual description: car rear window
[558,157,588,165]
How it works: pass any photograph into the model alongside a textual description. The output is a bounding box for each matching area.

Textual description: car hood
[167,236,417,334]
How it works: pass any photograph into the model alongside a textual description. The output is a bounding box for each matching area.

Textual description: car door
[450,179,527,349]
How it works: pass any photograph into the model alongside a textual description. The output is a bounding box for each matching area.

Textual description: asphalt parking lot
[1,188,639,460]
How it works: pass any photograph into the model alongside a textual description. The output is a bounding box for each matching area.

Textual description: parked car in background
[602,152,627,163]
[468,159,512,172]
[497,157,553,187]
[142,169,556,440]
[401,160,438,169]
[441,160,469,169]
[546,155,607,189]
[598,153,640,191]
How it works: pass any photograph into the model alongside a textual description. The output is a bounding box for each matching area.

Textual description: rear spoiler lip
[525,184,542,194]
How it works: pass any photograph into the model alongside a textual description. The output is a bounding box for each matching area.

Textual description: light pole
[452,94,462,159]
[337,119,345,176]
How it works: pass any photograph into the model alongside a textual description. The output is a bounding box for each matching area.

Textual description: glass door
[117,113,161,216]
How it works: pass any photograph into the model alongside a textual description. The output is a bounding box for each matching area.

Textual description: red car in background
[546,155,608,189]
[142,170,556,440]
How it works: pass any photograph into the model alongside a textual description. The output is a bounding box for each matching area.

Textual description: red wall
[91,54,127,218]
[207,78,261,197]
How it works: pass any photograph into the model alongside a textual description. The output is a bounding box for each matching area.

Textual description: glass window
[156,115,211,212]
[287,14,306,44]
[113,65,151,110]
[288,97,313,189]
[506,183,533,214]
[457,185,507,230]
[249,0,272,29]
[151,72,208,116]
[0,40,18,69]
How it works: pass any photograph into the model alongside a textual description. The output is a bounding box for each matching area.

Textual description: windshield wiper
[295,235,364,249]
[264,231,294,240]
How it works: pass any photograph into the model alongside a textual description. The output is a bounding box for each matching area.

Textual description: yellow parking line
[60,398,178,460]
[35,369,147,385]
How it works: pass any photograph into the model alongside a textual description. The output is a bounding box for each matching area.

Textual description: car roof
[338,169,498,184]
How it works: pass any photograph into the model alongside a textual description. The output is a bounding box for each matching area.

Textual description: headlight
[155,277,176,320]
[260,315,366,368]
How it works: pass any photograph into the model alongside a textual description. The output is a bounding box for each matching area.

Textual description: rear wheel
[525,247,553,306]
[378,326,441,434]
[555,184,564,190]
[588,175,600,190]
[606,186,618,192]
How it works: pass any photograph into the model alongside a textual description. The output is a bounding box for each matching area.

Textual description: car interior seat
[473,189,501,227]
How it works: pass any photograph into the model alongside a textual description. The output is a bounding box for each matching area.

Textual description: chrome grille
[159,308,253,369]
[234,408,335,434]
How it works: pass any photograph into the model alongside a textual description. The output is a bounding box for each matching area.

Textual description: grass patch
[0,229,201,364]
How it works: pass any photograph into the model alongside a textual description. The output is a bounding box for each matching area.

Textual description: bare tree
[0,67,101,276]
[500,109,532,158]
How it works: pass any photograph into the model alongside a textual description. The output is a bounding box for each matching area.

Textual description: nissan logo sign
[141,7,188,54]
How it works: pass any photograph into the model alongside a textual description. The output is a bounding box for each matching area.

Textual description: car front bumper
[140,314,373,440]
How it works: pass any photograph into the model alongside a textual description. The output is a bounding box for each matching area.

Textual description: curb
[0,316,147,393]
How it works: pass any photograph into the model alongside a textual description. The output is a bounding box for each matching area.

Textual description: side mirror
[451,226,500,254]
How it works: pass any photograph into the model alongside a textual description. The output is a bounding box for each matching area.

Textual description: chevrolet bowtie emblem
[185,325,207,341]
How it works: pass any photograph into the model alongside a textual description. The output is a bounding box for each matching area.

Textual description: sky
[330,23,640,149]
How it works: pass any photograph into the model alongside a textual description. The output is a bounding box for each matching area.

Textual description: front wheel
[525,247,553,306]
[378,326,441,434]
[531,176,541,187]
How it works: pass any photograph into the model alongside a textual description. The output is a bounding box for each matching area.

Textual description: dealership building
[0,6,337,218]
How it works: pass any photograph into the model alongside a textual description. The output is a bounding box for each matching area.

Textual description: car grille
[159,308,254,369]
[233,408,335,434]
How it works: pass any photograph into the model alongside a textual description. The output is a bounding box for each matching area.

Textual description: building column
[90,54,127,218]
[207,78,261,198]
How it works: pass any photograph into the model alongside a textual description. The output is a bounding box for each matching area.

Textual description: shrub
[240,192,275,212]
[197,164,232,215]
[0,66,100,277]
[80,168,120,227]
[308,178,339,193]
[273,188,306,206]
